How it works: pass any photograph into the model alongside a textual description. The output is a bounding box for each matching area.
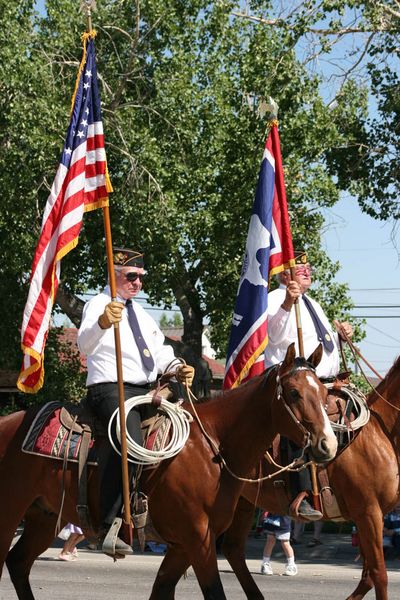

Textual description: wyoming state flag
[223,123,295,389]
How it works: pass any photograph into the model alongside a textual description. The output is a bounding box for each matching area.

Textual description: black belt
[320,377,336,384]
[87,381,151,390]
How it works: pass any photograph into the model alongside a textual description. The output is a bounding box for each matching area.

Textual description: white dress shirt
[264,285,340,378]
[78,286,181,386]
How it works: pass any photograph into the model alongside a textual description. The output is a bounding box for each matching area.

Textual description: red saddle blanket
[22,401,171,464]
[22,401,96,463]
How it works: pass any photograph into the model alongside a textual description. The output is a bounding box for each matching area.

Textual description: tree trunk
[172,270,211,398]
[55,284,85,327]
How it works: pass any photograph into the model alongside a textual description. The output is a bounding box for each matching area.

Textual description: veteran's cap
[113,248,144,268]
[294,250,308,265]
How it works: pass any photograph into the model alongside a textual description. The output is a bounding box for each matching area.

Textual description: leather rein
[184,363,315,484]
[338,330,400,412]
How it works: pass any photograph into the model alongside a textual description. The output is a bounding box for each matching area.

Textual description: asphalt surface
[2,532,400,599]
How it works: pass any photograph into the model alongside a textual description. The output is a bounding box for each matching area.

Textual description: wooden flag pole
[83,0,132,531]
[103,210,132,529]
[265,99,305,359]
[289,263,321,510]
[266,98,319,513]
[288,268,322,511]
[289,265,305,358]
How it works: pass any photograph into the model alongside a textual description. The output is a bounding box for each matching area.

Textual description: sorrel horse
[0,343,337,600]
[221,355,400,600]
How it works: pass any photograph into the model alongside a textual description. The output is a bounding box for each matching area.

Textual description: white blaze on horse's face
[306,374,337,459]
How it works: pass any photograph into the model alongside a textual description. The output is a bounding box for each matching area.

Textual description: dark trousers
[280,437,312,499]
[86,382,150,526]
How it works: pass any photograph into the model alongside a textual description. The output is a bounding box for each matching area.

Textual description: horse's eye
[289,389,301,401]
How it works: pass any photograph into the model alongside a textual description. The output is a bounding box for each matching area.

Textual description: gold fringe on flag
[70,30,97,115]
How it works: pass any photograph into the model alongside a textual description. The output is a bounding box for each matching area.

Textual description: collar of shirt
[103,285,126,304]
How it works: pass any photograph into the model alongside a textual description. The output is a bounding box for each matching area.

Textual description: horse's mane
[193,371,268,405]
[368,354,400,405]
[383,354,400,382]
[194,358,316,405]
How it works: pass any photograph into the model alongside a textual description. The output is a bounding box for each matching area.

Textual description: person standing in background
[261,513,298,576]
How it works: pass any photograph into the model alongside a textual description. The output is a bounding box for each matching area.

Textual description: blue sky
[322,197,400,377]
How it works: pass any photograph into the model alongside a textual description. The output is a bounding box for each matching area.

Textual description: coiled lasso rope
[108,395,193,465]
[325,383,370,432]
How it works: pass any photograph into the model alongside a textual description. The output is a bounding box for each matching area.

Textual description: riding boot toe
[114,537,134,555]
[100,523,134,556]
[297,499,323,520]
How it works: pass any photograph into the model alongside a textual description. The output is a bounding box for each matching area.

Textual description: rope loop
[108,395,193,466]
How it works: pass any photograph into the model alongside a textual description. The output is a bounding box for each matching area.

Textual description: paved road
[2,535,400,599]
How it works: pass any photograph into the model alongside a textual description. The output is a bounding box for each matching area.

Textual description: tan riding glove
[176,365,195,387]
[98,301,125,329]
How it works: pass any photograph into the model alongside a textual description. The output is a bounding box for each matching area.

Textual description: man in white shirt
[265,251,353,520]
[78,247,194,553]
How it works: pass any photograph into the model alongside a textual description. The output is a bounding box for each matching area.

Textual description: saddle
[21,391,173,548]
[324,375,370,446]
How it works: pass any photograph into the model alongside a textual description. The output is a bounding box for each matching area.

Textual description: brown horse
[222,355,400,600]
[0,343,337,600]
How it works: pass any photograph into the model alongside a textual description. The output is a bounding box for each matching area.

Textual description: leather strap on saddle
[318,467,345,521]
[150,381,174,408]
[133,494,149,552]
[76,423,93,532]
[59,406,94,535]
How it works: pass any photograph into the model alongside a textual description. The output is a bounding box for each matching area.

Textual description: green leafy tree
[1,0,378,405]
[159,313,183,328]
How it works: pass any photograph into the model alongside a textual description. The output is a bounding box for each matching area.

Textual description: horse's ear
[307,343,323,368]
[280,343,296,375]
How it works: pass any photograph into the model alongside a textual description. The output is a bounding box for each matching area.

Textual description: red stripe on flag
[85,161,106,178]
[86,134,104,151]
[224,321,268,389]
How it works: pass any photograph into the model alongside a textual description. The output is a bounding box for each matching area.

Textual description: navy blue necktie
[125,300,155,371]
[302,295,335,353]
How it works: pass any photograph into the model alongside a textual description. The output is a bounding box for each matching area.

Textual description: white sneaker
[284,564,298,576]
[261,563,273,575]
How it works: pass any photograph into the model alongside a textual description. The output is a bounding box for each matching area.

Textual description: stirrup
[289,491,316,521]
[102,517,126,560]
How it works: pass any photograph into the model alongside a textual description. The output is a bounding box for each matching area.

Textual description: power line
[366,323,400,345]
[350,288,400,292]
[363,340,399,349]
[352,315,400,318]
[353,305,400,308]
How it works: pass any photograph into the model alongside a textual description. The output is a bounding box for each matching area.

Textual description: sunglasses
[124,272,145,283]
[294,266,312,276]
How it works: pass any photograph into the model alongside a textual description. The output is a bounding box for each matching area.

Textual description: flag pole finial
[265,97,279,127]
[258,96,279,125]
[81,0,96,31]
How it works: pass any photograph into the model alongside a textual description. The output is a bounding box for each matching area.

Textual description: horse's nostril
[318,438,329,455]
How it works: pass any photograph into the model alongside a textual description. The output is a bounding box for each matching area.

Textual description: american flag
[223,122,295,389]
[17,33,111,393]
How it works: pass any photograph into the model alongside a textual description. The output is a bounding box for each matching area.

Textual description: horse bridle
[274,364,318,451]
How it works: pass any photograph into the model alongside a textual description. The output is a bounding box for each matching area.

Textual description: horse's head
[272,343,337,464]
